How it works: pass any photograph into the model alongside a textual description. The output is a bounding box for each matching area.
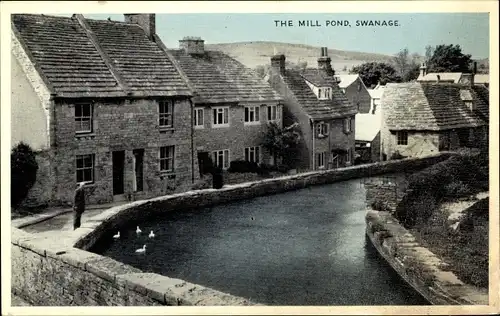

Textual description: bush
[276,164,291,173]
[395,192,437,228]
[228,160,259,173]
[11,142,38,208]
[371,199,392,212]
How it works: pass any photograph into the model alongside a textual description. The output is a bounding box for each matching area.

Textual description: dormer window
[318,87,332,100]
[459,89,475,111]
[465,101,476,111]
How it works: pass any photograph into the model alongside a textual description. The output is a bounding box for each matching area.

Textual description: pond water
[94,177,429,305]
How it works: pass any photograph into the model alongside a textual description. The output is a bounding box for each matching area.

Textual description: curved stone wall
[11,153,453,306]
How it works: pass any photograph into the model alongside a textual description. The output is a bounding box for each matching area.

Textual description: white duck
[135,245,146,253]
[136,226,142,235]
[113,231,120,239]
[148,230,155,238]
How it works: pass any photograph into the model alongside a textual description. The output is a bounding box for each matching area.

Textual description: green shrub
[395,192,437,228]
[371,199,392,212]
[11,142,38,208]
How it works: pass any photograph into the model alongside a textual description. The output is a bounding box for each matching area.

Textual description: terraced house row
[12,13,353,207]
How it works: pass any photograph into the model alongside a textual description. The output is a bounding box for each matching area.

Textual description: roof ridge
[74,14,130,95]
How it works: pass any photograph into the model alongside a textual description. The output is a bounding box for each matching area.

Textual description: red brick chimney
[318,47,334,76]
[124,14,156,40]
[271,54,286,75]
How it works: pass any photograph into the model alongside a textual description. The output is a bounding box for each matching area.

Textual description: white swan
[135,245,146,253]
[113,231,120,239]
[148,230,155,238]
[136,226,142,234]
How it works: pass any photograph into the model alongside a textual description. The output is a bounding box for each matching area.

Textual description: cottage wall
[51,98,197,205]
[371,131,381,162]
[314,117,356,169]
[343,78,371,114]
[193,101,282,167]
[381,127,440,160]
[11,38,52,151]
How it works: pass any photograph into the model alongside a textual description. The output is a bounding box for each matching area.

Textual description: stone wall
[48,97,198,205]
[11,228,257,306]
[12,153,454,306]
[365,210,488,305]
[365,182,399,211]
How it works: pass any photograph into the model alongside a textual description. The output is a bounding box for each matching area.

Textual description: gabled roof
[356,113,381,142]
[333,74,360,89]
[280,69,357,120]
[169,50,282,104]
[12,14,192,98]
[382,82,489,131]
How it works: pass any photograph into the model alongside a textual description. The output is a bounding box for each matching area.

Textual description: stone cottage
[169,37,283,172]
[381,80,489,160]
[333,74,371,113]
[11,13,199,206]
[266,48,357,171]
[417,62,489,88]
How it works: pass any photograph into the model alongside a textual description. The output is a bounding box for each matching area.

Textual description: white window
[160,146,175,172]
[212,107,229,127]
[318,87,331,100]
[159,100,173,128]
[465,101,476,111]
[396,131,408,145]
[316,152,326,169]
[316,122,329,137]
[267,104,281,121]
[75,103,93,134]
[76,154,94,183]
[345,149,351,164]
[212,149,230,169]
[194,107,204,128]
[245,106,260,124]
[343,117,352,133]
[245,146,260,164]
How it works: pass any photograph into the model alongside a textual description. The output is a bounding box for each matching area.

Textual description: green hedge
[11,142,38,208]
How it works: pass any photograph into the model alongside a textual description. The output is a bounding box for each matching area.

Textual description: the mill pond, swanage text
[91,177,429,306]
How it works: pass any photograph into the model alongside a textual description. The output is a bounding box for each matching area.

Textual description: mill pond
[93,177,429,306]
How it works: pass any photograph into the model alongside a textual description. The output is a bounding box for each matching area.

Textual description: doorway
[197,151,211,176]
[112,150,125,195]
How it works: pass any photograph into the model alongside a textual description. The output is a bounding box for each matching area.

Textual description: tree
[350,62,402,88]
[427,44,472,72]
[393,48,421,82]
[425,45,434,64]
[11,142,38,208]
[262,122,301,167]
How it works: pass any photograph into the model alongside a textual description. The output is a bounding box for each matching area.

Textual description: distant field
[205,41,398,71]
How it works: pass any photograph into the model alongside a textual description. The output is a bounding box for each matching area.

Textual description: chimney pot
[124,14,156,40]
[179,36,205,55]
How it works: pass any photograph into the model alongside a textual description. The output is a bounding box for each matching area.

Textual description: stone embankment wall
[12,153,453,306]
[364,197,488,305]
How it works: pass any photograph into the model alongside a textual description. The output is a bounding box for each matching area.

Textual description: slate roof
[356,113,381,142]
[333,74,360,89]
[12,14,191,98]
[281,69,357,120]
[382,82,489,131]
[169,49,282,104]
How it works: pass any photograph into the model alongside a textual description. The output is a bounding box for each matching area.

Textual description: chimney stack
[179,36,205,55]
[124,14,156,40]
[436,74,441,83]
[317,47,334,76]
[271,54,286,75]
[419,62,427,77]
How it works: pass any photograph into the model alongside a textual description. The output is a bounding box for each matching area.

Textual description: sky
[68,13,489,58]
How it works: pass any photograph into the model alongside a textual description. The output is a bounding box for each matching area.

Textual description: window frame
[244,105,261,125]
[159,145,175,172]
[345,149,351,164]
[343,117,352,133]
[76,154,95,184]
[194,107,204,128]
[212,149,230,169]
[396,131,408,146]
[267,104,281,122]
[159,100,174,129]
[318,87,332,100]
[316,152,326,169]
[316,121,329,137]
[244,146,261,164]
[75,103,93,134]
[212,106,230,127]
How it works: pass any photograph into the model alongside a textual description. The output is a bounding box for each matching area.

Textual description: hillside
[205,41,397,71]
